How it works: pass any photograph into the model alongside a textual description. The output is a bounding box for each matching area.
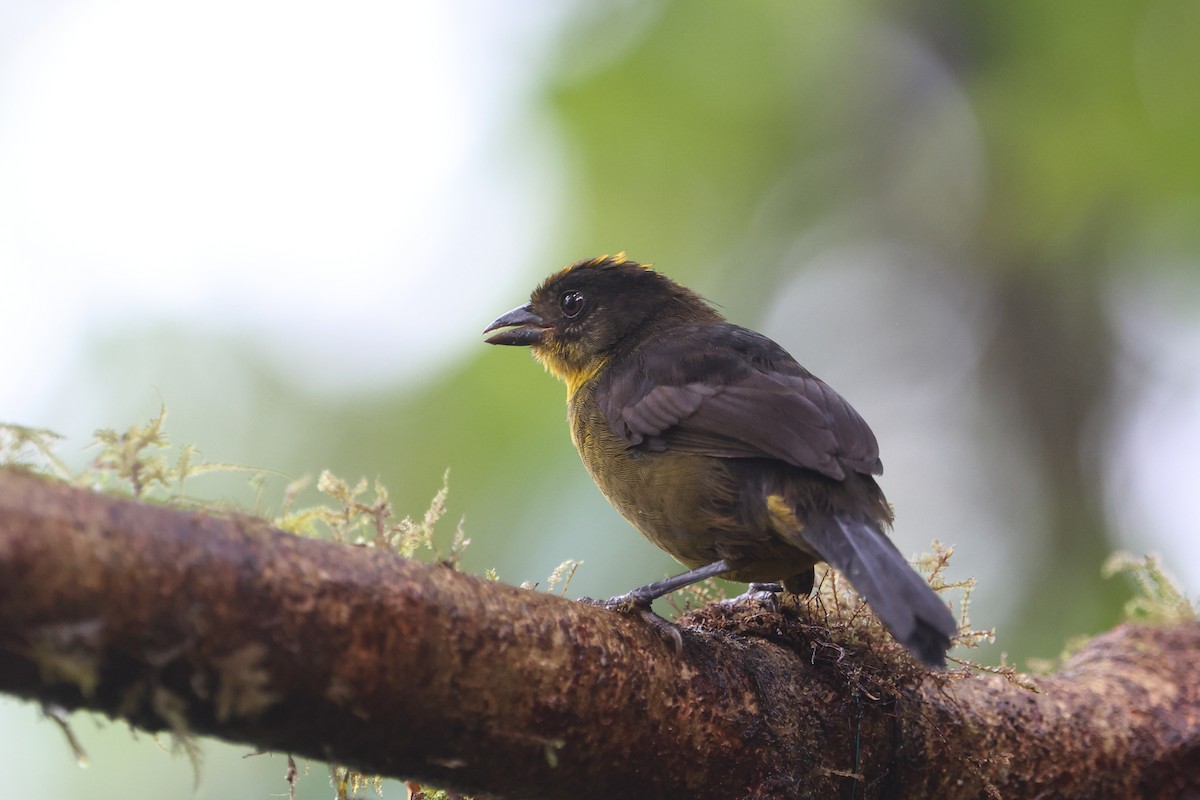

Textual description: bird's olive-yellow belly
[570,402,817,583]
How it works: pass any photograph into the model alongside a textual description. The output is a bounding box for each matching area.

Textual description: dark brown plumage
[484,255,956,666]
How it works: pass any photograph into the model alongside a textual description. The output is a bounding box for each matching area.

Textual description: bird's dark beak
[483,304,546,346]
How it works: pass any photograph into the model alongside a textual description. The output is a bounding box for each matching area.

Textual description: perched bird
[484,255,956,666]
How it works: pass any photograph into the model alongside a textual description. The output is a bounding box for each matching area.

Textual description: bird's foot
[720,582,783,610]
[580,593,684,653]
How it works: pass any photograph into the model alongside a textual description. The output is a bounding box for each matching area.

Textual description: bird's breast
[568,386,801,575]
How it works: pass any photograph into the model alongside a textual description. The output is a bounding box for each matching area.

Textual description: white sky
[0,0,566,423]
[1106,272,1200,592]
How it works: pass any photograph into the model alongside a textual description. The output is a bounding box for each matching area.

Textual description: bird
[483,254,956,666]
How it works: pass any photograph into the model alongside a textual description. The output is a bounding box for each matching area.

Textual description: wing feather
[597,325,881,480]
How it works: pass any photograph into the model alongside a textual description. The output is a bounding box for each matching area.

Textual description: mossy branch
[0,467,1197,800]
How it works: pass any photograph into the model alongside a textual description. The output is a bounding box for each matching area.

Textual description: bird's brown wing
[596,324,881,480]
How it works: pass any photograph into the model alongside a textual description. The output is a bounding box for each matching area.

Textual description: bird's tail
[797,513,957,667]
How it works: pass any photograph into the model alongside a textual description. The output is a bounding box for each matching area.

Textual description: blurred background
[2,0,1198,797]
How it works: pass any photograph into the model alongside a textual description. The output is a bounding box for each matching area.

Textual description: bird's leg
[583,560,735,652]
[617,559,736,605]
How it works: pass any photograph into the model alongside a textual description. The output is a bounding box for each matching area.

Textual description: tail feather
[799,514,956,667]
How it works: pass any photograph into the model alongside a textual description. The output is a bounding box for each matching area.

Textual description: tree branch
[0,468,1196,799]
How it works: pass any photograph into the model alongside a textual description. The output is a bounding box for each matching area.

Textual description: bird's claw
[720,582,783,611]
[579,594,684,653]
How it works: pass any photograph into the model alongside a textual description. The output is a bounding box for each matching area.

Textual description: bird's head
[484,254,721,392]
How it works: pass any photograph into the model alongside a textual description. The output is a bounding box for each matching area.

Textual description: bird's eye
[560,291,586,319]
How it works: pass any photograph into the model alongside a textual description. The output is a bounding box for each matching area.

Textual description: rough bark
[0,467,1196,799]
